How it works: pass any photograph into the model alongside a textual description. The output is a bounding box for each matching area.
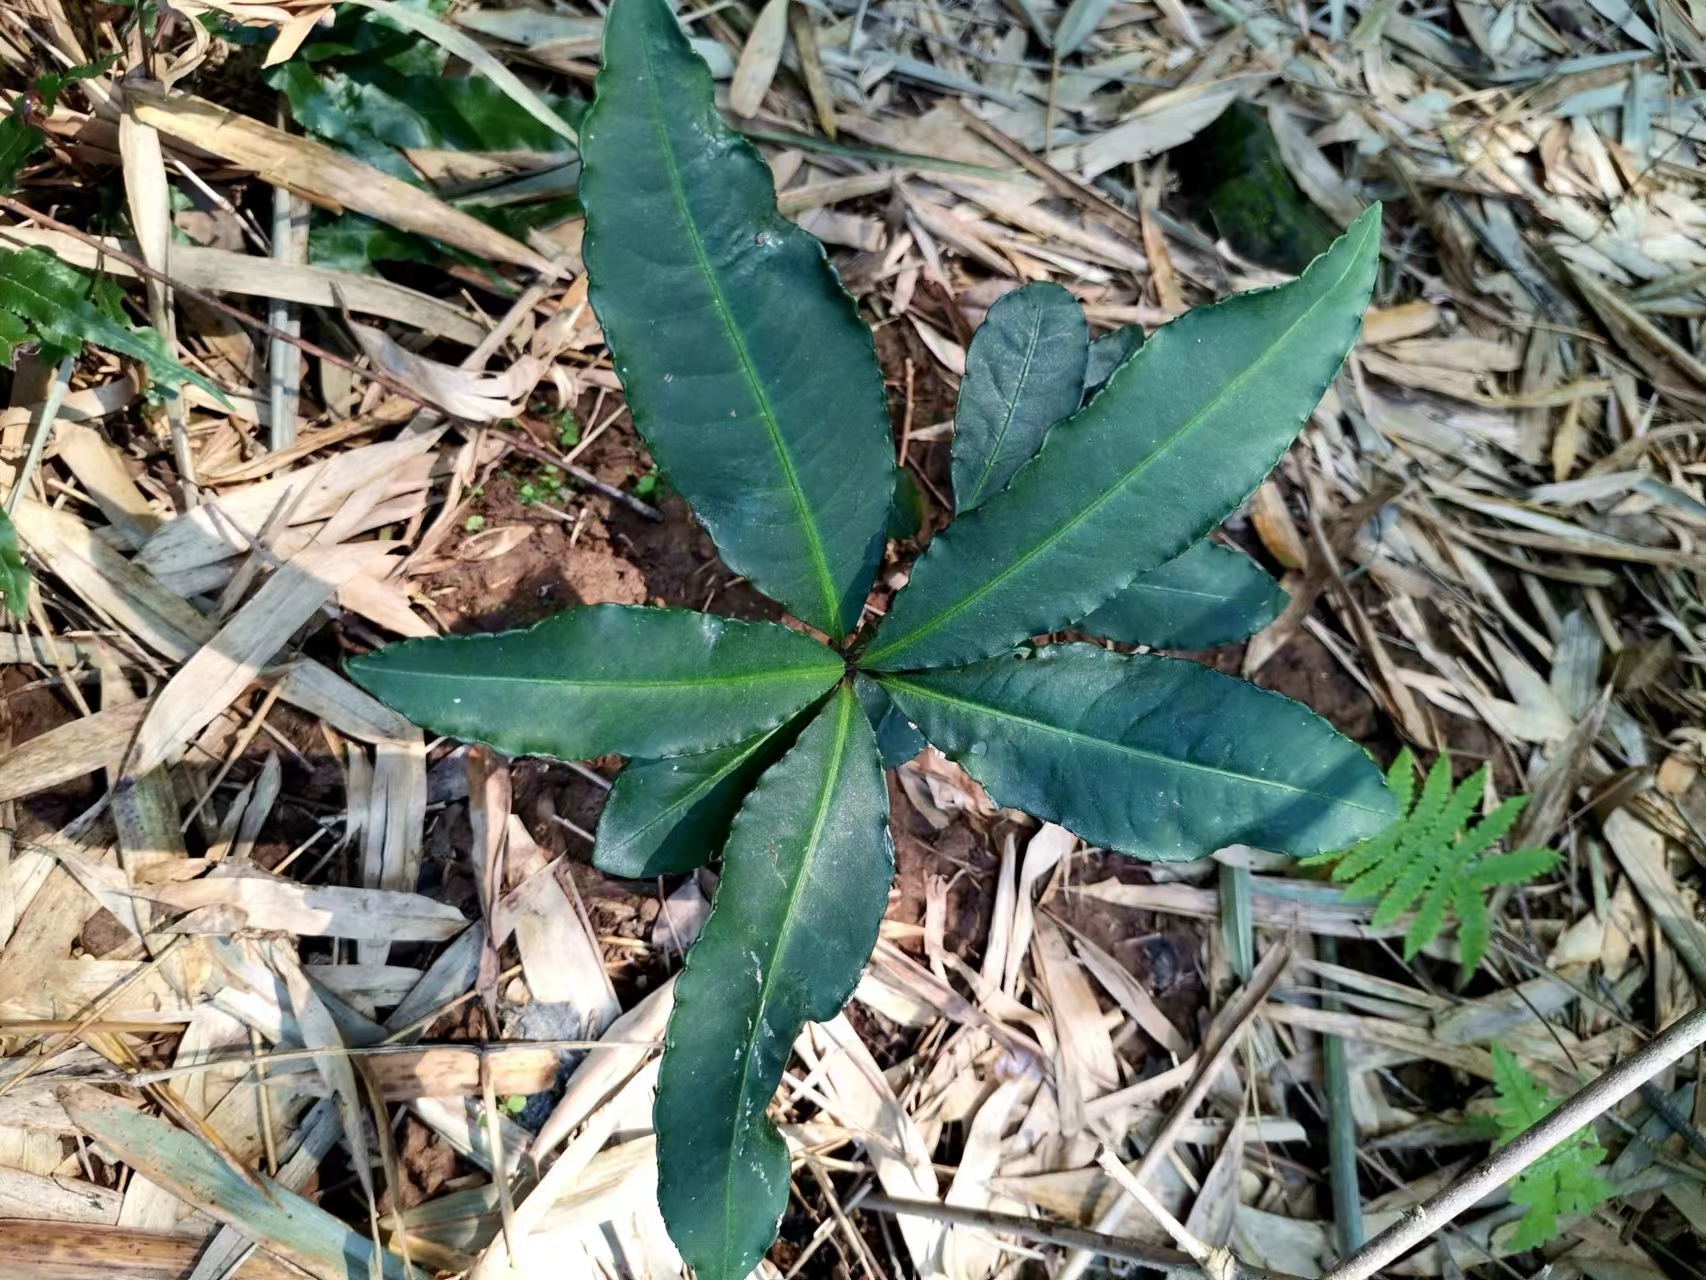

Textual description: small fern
[1301,749,1557,978]
[1490,1043,1611,1249]
[0,246,221,401]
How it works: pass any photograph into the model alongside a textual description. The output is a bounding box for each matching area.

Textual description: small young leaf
[864,206,1381,671]
[347,605,841,762]
[0,111,44,197]
[579,0,895,638]
[1075,539,1288,649]
[0,508,29,619]
[952,282,1088,513]
[1082,323,1144,402]
[656,685,892,1280]
[594,706,817,878]
[880,644,1393,860]
[888,468,925,541]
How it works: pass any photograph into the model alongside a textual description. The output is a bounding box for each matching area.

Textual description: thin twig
[1321,1003,1706,1280]
[854,1191,1197,1273]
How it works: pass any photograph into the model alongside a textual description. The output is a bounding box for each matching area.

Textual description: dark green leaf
[346,605,842,762]
[307,211,442,272]
[879,644,1392,860]
[579,0,895,638]
[1082,323,1144,402]
[1075,539,1287,649]
[35,54,119,112]
[854,672,926,769]
[888,468,925,541]
[864,206,1381,671]
[0,308,27,365]
[0,507,29,619]
[0,111,44,198]
[594,706,816,878]
[273,56,581,181]
[656,685,892,1280]
[952,282,1088,513]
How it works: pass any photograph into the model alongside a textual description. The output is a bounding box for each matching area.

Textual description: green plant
[346,0,1396,1272]
[0,56,116,195]
[0,508,30,619]
[0,246,219,400]
[1302,749,1557,979]
[1490,1044,1611,1249]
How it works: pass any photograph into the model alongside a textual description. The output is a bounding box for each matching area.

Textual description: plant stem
[1318,935,1364,1255]
[1321,1003,1706,1280]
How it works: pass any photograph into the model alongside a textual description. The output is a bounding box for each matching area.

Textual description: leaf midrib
[617,736,770,850]
[357,663,839,693]
[1099,578,1267,607]
[962,299,1046,511]
[866,224,1368,667]
[880,673,1391,816]
[636,33,844,635]
[722,691,851,1269]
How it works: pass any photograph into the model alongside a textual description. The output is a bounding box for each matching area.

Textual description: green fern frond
[1454,793,1528,859]
[1490,1044,1611,1250]
[1472,847,1559,889]
[0,247,225,403]
[1305,749,1557,981]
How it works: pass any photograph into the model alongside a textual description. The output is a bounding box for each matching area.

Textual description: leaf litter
[0,0,1704,1278]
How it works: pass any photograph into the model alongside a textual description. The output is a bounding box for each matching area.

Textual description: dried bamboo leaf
[58,1085,424,1280]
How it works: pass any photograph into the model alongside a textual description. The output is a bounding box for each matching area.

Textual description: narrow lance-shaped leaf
[1075,539,1288,649]
[594,702,819,879]
[347,605,841,762]
[864,206,1381,671]
[880,644,1393,860]
[655,684,892,1280]
[952,282,1088,513]
[579,0,895,638]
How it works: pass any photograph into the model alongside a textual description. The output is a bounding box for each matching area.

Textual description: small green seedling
[1490,1044,1611,1249]
[1303,749,1557,981]
[0,247,221,401]
[347,0,1395,1272]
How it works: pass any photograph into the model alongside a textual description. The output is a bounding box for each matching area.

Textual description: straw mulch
[0,0,1702,1277]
